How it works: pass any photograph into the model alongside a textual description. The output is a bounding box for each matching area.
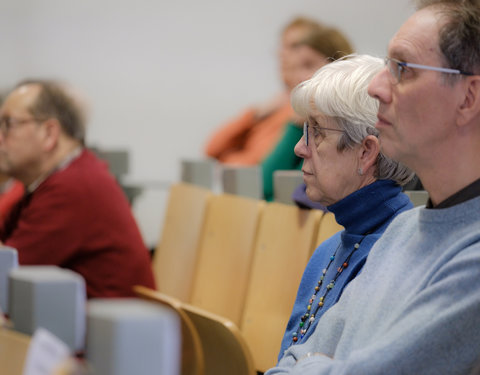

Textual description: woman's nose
[294,137,309,159]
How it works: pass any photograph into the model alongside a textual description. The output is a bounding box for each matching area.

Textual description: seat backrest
[134,285,204,375]
[86,298,181,375]
[0,328,31,375]
[152,183,213,301]
[182,303,256,375]
[8,266,86,352]
[0,246,18,314]
[314,211,343,254]
[189,193,264,326]
[404,190,429,207]
[180,159,217,189]
[273,170,303,205]
[221,166,263,199]
[239,202,322,372]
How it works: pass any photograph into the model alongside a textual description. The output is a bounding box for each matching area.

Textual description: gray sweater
[267,196,480,375]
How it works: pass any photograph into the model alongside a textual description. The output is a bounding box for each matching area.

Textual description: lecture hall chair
[135,285,255,375]
[189,193,265,326]
[134,285,205,375]
[182,302,256,375]
[239,202,323,372]
[221,165,263,199]
[152,182,213,302]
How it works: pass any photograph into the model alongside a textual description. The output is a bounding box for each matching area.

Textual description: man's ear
[457,76,480,127]
[41,118,61,151]
[358,135,380,173]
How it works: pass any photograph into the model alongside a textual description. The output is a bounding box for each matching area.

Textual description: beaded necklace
[292,234,368,344]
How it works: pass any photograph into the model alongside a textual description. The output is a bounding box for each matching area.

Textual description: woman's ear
[358,135,380,173]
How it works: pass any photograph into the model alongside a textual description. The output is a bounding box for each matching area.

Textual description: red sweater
[0,180,24,228]
[1,149,155,298]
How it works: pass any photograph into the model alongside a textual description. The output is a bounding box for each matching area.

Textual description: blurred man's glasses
[303,121,344,146]
[0,117,43,136]
[384,56,473,84]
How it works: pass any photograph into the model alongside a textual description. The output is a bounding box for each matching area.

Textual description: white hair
[291,54,414,186]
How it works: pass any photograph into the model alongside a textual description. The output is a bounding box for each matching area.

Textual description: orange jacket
[204,103,294,165]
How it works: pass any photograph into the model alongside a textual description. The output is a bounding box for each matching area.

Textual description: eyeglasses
[303,121,344,146]
[0,117,43,136]
[384,56,474,84]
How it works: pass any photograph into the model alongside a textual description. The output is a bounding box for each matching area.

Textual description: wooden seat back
[182,303,256,375]
[314,211,343,254]
[152,183,213,301]
[189,194,264,325]
[0,328,31,375]
[240,203,322,372]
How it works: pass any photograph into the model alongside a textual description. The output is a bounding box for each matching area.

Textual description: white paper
[22,328,71,375]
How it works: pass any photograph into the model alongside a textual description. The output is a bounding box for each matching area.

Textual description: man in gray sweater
[267,1,480,374]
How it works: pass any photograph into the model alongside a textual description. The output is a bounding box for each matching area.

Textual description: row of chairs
[1,263,183,375]
[144,182,343,374]
[181,158,430,206]
[0,182,343,375]
[180,158,304,203]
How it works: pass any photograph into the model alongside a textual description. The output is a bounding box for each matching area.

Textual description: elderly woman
[277,54,414,360]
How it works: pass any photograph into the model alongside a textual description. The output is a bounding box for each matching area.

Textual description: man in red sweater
[0,80,155,298]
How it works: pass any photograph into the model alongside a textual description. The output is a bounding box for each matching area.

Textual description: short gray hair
[291,54,414,186]
[16,79,86,144]
[415,0,480,78]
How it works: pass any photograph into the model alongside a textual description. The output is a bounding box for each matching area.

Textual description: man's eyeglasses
[0,117,43,136]
[384,56,474,84]
[303,121,344,146]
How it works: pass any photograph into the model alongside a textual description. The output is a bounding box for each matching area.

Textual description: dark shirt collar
[426,177,480,209]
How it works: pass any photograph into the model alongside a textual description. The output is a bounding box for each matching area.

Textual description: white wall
[0,0,415,247]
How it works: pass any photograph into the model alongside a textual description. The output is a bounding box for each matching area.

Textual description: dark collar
[426,177,480,209]
[328,180,407,235]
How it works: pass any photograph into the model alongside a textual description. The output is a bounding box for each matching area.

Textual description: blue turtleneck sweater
[277,179,412,360]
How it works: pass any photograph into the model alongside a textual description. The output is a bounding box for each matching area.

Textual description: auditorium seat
[189,193,265,325]
[152,183,213,301]
[240,203,322,372]
[134,285,204,375]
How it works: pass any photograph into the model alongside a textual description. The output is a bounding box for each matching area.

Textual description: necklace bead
[291,235,368,346]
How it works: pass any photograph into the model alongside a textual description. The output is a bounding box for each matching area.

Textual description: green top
[261,122,303,201]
